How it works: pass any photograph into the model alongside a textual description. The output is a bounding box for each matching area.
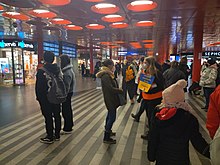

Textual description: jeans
[203,87,215,108]
[62,92,74,132]
[105,109,117,132]
[39,101,61,138]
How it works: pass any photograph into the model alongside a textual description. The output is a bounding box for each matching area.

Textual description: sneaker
[53,135,60,141]
[60,131,72,135]
[130,99,135,104]
[131,113,140,122]
[103,138,116,144]
[40,137,54,144]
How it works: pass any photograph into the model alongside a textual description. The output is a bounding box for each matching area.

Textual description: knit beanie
[162,79,187,104]
[207,59,216,66]
[43,51,54,64]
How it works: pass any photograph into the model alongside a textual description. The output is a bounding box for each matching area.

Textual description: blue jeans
[105,109,116,132]
[203,87,215,108]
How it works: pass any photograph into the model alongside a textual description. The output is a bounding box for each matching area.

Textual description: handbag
[118,93,126,106]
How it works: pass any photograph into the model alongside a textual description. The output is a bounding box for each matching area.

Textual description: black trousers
[39,101,61,138]
[122,79,135,100]
[62,92,74,132]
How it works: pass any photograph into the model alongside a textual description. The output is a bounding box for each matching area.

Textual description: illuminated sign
[0,40,34,49]
[204,51,220,56]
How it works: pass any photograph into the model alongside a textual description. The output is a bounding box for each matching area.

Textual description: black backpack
[41,67,67,104]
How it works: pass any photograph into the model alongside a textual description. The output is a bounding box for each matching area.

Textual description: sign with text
[0,39,35,50]
[138,73,155,92]
[203,51,220,57]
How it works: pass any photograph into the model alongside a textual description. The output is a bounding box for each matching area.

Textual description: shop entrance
[0,48,37,85]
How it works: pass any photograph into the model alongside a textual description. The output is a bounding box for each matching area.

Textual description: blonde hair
[145,56,158,75]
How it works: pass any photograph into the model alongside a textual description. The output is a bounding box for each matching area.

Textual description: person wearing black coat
[96,59,123,144]
[163,61,186,88]
[147,80,210,165]
[35,51,62,144]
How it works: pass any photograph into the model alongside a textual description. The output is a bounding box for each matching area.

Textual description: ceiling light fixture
[110,22,128,28]
[84,0,104,2]
[38,0,71,6]
[135,20,156,27]
[50,18,72,24]
[101,14,125,22]
[127,0,157,12]
[64,25,83,30]
[29,9,57,18]
[2,12,30,21]
[86,24,105,30]
[91,3,119,14]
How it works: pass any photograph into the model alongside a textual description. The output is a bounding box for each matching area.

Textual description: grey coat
[62,64,76,93]
[96,70,123,111]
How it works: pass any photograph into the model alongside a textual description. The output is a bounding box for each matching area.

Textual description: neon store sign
[0,40,34,49]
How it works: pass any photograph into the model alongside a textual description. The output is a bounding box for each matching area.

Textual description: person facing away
[147,80,210,165]
[96,59,123,144]
[60,55,76,134]
[206,84,220,139]
[162,59,171,73]
[81,62,85,77]
[163,61,186,88]
[35,51,62,144]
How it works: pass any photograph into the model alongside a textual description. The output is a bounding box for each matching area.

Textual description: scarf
[157,101,193,112]
[100,66,115,79]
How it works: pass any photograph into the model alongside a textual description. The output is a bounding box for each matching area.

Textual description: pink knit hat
[162,79,187,104]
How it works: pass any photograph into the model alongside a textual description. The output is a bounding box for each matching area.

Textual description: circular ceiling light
[110,22,128,28]
[100,42,112,45]
[28,9,57,18]
[101,15,125,22]
[0,5,4,11]
[114,41,125,44]
[135,21,155,26]
[142,39,154,43]
[38,0,71,6]
[2,12,30,21]
[50,18,72,25]
[86,24,105,30]
[64,25,83,30]
[127,0,157,12]
[84,0,104,2]
[91,3,119,14]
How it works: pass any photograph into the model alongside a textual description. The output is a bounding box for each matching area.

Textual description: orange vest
[142,91,162,100]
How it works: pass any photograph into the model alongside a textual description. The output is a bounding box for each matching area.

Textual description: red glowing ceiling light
[2,12,30,21]
[38,0,71,6]
[28,9,57,18]
[64,25,83,30]
[0,5,4,11]
[114,41,125,44]
[127,0,157,12]
[144,44,153,48]
[50,18,72,25]
[100,42,112,45]
[142,39,154,43]
[109,45,119,48]
[136,21,155,27]
[130,42,142,49]
[101,15,125,22]
[91,3,119,14]
[86,24,105,30]
[110,22,128,29]
[84,0,104,2]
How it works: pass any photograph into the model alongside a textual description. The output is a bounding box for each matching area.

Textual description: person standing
[81,62,85,77]
[96,59,123,144]
[35,51,62,143]
[60,55,76,134]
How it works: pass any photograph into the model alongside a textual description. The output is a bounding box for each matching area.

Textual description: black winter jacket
[148,108,210,165]
[35,63,61,103]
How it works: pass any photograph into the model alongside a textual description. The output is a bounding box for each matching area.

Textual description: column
[35,18,44,66]
[89,40,94,74]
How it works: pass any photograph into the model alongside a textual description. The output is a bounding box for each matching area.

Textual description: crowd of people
[35,51,220,164]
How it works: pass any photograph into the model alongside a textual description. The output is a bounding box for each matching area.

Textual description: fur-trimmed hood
[96,66,114,79]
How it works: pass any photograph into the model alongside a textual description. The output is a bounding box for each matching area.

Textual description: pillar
[89,39,94,74]
[35,18,44,66]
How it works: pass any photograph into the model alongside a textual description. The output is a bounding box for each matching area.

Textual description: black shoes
[40,136,54,144]
[131,113,140,122]
[110,131,116,136]
[103,138,116,144]
[201,107,208,110]
[141,134,149,140]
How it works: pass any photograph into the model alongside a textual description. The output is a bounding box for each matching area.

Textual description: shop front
[0,39,36,85]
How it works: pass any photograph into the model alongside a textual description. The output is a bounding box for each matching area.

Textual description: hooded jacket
[206,85,220,139]
[62,64,75,94]
[148,108,210,165]
[35,63,61,103]
[199,65,218,88]
[96,68,123,111]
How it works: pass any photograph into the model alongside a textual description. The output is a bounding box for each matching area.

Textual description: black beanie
[207,59,216,66]
[43,51,54,63]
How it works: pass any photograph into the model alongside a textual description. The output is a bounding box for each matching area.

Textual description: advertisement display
[0,58,10,73]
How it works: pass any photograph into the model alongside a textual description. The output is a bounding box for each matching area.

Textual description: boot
[131,113,140,122]
[103,131,116,144]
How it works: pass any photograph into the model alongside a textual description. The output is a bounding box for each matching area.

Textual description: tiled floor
[0,76,211,165]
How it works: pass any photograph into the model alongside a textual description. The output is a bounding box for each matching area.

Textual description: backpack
[41,67,67,104]
[125,66,134,82]
[210,125,220,165]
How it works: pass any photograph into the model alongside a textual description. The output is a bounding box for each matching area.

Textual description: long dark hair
[60,55,70,69]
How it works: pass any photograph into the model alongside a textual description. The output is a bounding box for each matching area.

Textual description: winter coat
[35,63,61,103]
[179,63,190,81]
[148,108,210,165]
[96,69,123,111]
[62,64,75,94]
[163,68,186,88]
[206,85,220,139]
[199,65,218,88]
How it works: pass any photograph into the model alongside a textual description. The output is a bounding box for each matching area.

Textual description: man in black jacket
[35,51,62,144]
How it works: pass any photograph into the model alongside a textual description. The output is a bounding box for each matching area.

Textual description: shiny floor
[0,76,211,165]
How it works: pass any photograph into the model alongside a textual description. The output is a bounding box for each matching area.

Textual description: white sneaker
[60,131,72,135]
